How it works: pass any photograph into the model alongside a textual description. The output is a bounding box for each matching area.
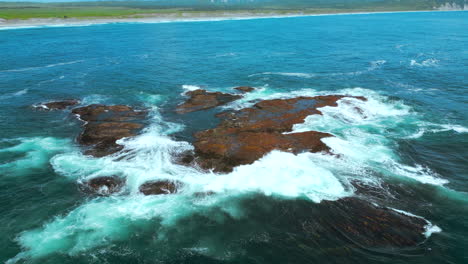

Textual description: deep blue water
[0,11,467,264]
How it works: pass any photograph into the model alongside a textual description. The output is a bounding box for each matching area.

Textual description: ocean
[0,11,467,264]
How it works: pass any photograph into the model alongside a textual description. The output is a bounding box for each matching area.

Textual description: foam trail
[390,208,442,238]
[0,60,84,73]
[410,58,439,67]
[249,60,385,79]
[0,89,28,100]
[406,123,468,139]
[249,72,315,78]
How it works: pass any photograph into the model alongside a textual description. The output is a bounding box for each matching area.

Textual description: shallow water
[0,11,467,264]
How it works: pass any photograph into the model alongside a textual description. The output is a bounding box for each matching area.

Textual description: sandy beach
[0,10,444,30]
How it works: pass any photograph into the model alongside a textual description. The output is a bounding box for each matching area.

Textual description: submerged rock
[234,86,255,93]
[72,104,147,157]
[34,99,80,110]
[176,89,242,114]
[315,197,428,248]
[139,180,183,195]
[79,176,125,196]
[242,195,430,249]
[191,95,365,172]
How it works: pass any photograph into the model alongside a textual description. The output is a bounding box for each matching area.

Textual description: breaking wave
[181,84,202,94]
[0,137,74,175]
[10,87,451,261]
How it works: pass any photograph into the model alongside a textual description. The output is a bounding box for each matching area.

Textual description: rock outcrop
[139,180,182,195]
[176,89,242,114]
[34,99,80,110]
[189,95,365,172]
[79,176,125,196]
[234,86,255,93]
[72,104,147,157]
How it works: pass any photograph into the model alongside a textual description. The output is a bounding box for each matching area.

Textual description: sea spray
[11,88,455,260]
[0,137,74,176]
[289,89,449,185]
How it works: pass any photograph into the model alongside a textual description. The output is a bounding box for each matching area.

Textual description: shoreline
[0,9,465,30]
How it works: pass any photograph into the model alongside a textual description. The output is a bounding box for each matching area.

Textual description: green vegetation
[0,0,463,20]
[0,7,154,19]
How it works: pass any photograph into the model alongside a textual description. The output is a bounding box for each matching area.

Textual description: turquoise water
[1,11,467,263]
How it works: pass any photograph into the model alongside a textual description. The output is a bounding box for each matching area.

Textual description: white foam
[0,137,73,174]
[438,124,468,133]
[204,151,351,202]
[286,88,448,186]
[249,72,315,78]
[410,58,439,67]
[390,208,442,238]
[37,75,65,85]
[181,84,202,94]
[405,123,468,139]
[214,52,237,58]
[11,88,450,260]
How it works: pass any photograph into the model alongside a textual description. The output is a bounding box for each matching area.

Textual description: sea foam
[11,87,449,260]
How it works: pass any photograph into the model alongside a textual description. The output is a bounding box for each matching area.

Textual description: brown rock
[176,89,242,114]
[78,122,143,146]
[72,105,147,157]
[194,131,332,172]
[191,95,365,172]
[72,104,146,122]
[139,180,182,195]
[79,176,125,196]
[234,86,255,93]
[35,99,80,110]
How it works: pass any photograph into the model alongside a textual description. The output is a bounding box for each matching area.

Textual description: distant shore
[0,9,465,30]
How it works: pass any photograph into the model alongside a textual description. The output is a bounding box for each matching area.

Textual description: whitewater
[0,10,467,264]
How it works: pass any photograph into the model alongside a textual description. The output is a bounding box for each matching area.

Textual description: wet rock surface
[72,104,147,157]
[139,180,182,195]
[176,89,242,114]
[190,95,365,172]
[234,86,255,93]
[79,176,125,196]
[242,195,428,249]
[72,104,146,122]
[34,99,80,110]
[317,197,427,248]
